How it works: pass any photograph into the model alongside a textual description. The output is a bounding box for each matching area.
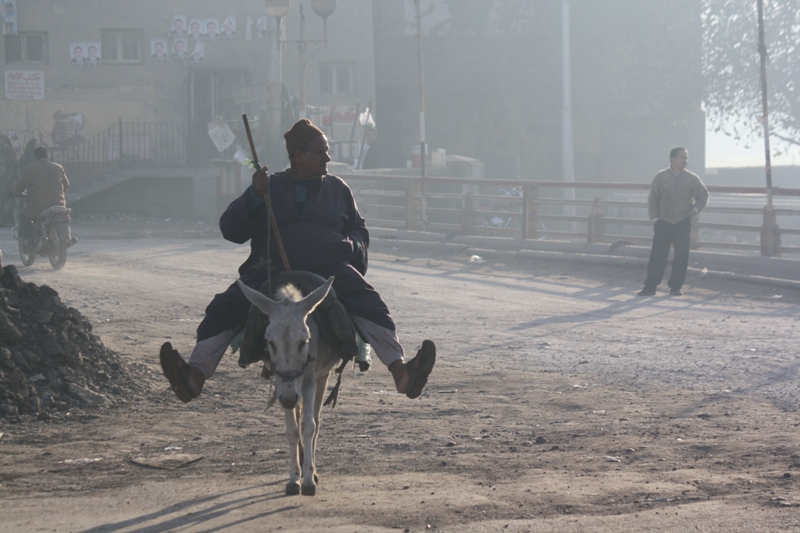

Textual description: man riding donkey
[160,118,436,402]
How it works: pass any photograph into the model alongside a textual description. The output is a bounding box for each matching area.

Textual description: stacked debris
[0,264,137,421]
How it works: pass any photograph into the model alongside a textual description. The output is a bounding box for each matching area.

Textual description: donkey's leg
[300,377,320,496]
[310,372,330,482]
[284,405,302,496]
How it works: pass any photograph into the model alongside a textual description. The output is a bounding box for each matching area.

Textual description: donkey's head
[238,277,334,408]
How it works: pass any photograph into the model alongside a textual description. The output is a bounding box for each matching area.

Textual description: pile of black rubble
[0,264,136,421]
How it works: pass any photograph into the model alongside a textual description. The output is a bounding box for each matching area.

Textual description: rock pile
[0,264,137,421]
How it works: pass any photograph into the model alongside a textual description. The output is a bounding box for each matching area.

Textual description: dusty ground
[1,215,800,532]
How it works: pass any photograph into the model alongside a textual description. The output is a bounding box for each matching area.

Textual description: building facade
[1,0,375,216]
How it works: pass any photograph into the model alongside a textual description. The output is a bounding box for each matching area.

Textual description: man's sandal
[406,340,436,399]
[159,342,195,403]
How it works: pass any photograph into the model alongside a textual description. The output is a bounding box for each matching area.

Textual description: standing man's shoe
[637,288,656,296]
[670,289,683,296]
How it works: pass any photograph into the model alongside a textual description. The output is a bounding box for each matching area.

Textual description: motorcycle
[480,187,524,229]
[11,193,77,270]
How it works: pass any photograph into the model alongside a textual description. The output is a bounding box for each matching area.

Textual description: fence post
[462,192,474,234]
[760,205,781,257]
[587,197,605,243]
[406,180,421,231]
[522,184,539,240]
[118,117,123,163]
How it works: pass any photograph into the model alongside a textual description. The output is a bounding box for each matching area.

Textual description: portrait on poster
[151,38,168,62]
[84,42,101,65]
[205,18,219,41]
[170,15,187,38]
[256,16,268,39]
[2,0,15,18]
[172,38,188,60]
[70,42,100,66]
[221,16,236,40]
[190,40,204,65]
[188,18,204,41]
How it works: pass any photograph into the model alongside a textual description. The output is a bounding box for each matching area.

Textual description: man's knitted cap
[284,118,324,154]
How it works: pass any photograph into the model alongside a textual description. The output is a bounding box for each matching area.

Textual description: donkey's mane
[275,283,303,302]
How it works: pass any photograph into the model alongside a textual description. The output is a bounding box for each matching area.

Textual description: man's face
[74,47,83,59]
[88,47,97,59]
[224,21,232,32]
[294,135,331,180]
[155,43,164,54]
[3,4,12,16]
[174,19,184,31]
[175,41,185,53]
[671,150,688,172]
[207,23,216,34]
[191,23,200,35]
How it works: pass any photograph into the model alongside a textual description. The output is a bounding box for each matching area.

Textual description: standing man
[638,147,709,296]
[0,134,19,226]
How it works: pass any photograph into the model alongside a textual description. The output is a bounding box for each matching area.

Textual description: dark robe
[196,170,393,341]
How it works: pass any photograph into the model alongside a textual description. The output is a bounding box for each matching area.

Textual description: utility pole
[562,0,576,233]
[414,0,427,228]
[757,0,777,256]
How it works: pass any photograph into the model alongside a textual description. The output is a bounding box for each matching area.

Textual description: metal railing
[341,173,800,257]
[50,118,187,189]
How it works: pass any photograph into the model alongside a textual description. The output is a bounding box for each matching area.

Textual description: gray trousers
[188,318,405,379]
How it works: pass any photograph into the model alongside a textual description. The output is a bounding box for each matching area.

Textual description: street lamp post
[756,0,777,256]
[265,0,290,84]
[282,1,337,119]
[264,0,291,165]
[414,0,427,228]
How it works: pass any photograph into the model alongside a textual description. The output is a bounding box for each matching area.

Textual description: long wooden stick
[242,114,291,272]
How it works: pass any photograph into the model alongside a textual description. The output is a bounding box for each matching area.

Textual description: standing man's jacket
[13,158,69,218]
[647,168,709,224]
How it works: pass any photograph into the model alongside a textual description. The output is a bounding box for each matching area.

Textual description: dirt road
[1,218,799,532]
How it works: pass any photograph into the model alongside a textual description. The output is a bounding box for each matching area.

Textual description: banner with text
[5,70,45,100]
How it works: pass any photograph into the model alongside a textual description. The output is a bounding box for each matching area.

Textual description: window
[101,30,143,64]
[4,32,48,63]
[319,63,353,95]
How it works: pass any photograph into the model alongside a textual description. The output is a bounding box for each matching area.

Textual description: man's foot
[637,288,656,296]
[405,340,436,399]
[670,288,683,296]
[159,342,197,403]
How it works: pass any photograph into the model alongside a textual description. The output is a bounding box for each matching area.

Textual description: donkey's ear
[237,279,278,317]
[299,276,334,316]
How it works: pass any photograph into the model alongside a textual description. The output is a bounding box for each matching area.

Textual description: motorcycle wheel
[18,236,35,266]
[48,223,69,270]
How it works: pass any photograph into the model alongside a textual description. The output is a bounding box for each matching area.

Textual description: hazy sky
[706,128,800,168]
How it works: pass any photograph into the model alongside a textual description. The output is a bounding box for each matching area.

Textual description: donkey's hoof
[301,483,317,496]
[285,482,301,496]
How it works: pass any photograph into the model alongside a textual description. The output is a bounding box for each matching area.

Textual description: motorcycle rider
[13,147,70,246]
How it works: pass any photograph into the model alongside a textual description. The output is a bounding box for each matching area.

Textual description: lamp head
[265,0,290,18]
[311,0,337,19]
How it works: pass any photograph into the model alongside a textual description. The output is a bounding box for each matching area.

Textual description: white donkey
[237,276,339,496]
